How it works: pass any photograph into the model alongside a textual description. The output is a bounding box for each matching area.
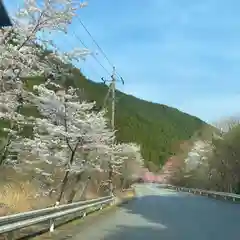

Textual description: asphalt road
[71,184,240,240]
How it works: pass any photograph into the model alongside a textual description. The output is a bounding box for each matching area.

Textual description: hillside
[0,31,207,167]
[62,68,207,167]
[0,65,207,168]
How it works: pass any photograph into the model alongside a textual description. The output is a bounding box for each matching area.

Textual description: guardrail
[0,195,114,236]
[163,185,240,202]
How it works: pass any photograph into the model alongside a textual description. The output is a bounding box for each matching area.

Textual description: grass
[0,181,36,213]
[0,180,56,217]
[0,163,137,240]
[0,178,55,240]
[0,168,133,216]
[0,167,55,216]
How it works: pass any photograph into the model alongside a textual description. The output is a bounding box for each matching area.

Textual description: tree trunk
[67,172,84,203]
[236,181,240,194]
[120,175,124,190]
[57,170,70,203]
[108,162,113,195]
[79,178,90,200]
[56,141,80,203]
[0,136,12,165]
[0,98,22,165]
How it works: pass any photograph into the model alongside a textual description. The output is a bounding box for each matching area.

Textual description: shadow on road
[101,225,169,240]
[104,190,240,240]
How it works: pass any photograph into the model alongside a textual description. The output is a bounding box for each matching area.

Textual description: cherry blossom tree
[0,0,89,165]
[0,0,143,203]
[117,143,144,189]
[16,83,115,202]
[0,0,89,86]
[102,142,144,190]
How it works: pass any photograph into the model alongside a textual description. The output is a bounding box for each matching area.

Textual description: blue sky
[4,0,240,123]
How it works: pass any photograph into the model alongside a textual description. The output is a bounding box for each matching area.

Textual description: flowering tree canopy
[0,0,145,202]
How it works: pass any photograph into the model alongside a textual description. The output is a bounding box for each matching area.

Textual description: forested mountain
[0,61,207,168]
[0,27,207,167]
[53,68,207,167]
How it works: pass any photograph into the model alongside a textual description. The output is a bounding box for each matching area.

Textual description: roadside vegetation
[0,0,143,217]
[163,122,240,194]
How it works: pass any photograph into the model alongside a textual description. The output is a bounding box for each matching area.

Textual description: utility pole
[101,66,124,119]
[111,66,116,130]
[101,66,122,196]
[109,66,116,196]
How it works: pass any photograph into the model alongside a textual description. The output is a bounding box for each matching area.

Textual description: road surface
[70,184,240,239]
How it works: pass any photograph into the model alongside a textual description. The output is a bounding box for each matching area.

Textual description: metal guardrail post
[49,201,59,233]
[110,193,115,206]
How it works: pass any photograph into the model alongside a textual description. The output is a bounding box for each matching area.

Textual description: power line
[54,32,108,82]
[76,16,113,67]
[71,30,112,77]
[75,15,124,82]
[60,29,110,79]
